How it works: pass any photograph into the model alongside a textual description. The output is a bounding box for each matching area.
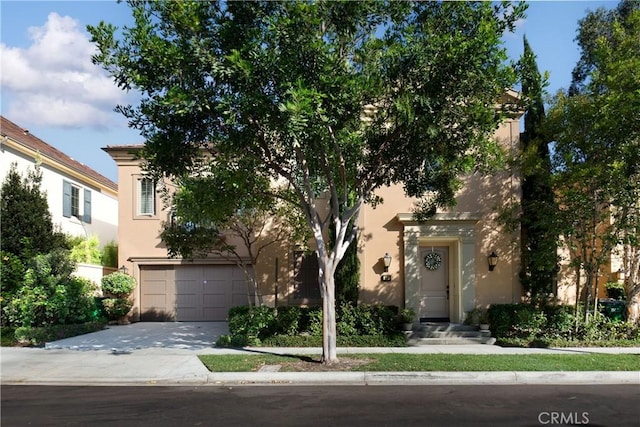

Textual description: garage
[139,264,249,321]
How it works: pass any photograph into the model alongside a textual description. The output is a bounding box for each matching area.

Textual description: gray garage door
[140,264,249,321]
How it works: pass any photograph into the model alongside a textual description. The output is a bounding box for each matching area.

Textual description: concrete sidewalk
[2,345,639,387]
[2,323,638,386]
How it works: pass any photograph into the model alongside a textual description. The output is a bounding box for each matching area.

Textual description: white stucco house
[1,116,118,247]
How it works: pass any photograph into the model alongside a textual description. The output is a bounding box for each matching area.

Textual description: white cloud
[0,12,130,128]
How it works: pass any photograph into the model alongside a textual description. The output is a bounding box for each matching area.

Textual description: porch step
[418,323,479,332]
[408,336,497,345]
[406,323,496,345]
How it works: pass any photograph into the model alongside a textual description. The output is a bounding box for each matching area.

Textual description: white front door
[419,246,449,321]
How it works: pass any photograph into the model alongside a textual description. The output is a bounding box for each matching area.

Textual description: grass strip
[199,353,640,373]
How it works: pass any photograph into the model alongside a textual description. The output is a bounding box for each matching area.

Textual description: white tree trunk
[321,272,338,363]
[624,243,640,324]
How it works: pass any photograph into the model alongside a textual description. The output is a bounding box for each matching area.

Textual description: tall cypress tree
[517,36,558,303]
[1,163,65,259]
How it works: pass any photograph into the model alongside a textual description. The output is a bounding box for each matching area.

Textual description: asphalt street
[3,384,639,427]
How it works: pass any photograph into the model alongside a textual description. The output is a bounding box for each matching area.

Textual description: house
[0,116,118,249]
[103,91,542,323]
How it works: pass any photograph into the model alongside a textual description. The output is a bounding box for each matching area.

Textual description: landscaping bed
[0,321,106,347]
[217,304,406,348]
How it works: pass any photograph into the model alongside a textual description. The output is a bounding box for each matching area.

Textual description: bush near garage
[100,272,136,322]
[101,271,136,298]
[4,250,98,328]
[219,304,403,347]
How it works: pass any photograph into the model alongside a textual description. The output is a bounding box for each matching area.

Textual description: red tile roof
[1,116,117,192]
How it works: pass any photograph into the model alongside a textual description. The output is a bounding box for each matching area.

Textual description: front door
[419,246,449,321]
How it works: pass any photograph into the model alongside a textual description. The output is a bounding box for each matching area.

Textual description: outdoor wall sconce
[119,265,129,275]
[488,251,499,272]
[617,268,625,281]
[381,253,392,282]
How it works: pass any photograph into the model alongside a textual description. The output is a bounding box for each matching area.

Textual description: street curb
[3,371,638,387]
[205,371,640,386]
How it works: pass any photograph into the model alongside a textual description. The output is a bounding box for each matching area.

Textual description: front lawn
[199,353,640,373]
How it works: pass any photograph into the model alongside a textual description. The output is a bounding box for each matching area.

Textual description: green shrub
[261,334,322,347]
[1,252,25,325]
[227,305,275,340]
[102,298,133,321]
[261,333,408,347]
[101,241,118,268]
[1,251,25,296]
[488,303,560,339]
[41,248,76,281]
[274,306,303,335]
[605,281,626,300]
[542,304,575,339]
[489,302,640,346]
[92,297,108,321]
[69,235,102,265]
[306,307,323,336]
[64,277,98,323]
[398,307,416,324]
[4,252,95,327]
[337,302,359,336]
[13,321,106,346]
[101,272,136,298]
[223,304,401,347]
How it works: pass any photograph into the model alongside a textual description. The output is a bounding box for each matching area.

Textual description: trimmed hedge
[488,303,640,346]
[220,303,404,347]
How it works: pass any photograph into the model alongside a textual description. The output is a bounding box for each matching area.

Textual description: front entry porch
[407,322,496,345]
[398,213,479,325]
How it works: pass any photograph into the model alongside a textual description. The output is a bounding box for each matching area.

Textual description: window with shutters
[63,181,91,223]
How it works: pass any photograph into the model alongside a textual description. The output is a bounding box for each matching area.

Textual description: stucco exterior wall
[357,119,522,320]
[1,141,117,246]
[107,113,535,321]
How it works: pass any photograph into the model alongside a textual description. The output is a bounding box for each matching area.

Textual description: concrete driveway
[44,322,229,352]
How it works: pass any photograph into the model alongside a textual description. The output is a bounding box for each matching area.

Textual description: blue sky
[1,0,617,183]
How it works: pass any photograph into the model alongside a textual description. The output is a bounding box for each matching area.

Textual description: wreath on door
[424,252,442,271]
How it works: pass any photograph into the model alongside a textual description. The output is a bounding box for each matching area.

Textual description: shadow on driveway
[45,322,229,351]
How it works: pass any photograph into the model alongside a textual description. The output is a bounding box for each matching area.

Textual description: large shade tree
[548,0,640,322]
[160,156,309,307]
[89,0,525,362]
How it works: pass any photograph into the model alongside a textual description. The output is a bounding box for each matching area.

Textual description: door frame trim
[398,213,478,324]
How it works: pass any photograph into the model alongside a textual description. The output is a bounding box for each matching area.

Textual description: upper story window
[138,177,156,216]
[70,185,80,217]
[63,181,91,223]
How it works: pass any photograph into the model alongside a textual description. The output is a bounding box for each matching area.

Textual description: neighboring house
[103,92,543,323]
[0,116,118,248]
[556,210,628,304]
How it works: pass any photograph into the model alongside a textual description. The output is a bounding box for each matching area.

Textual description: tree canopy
[548,0,640,322]
[89,0,526,361]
